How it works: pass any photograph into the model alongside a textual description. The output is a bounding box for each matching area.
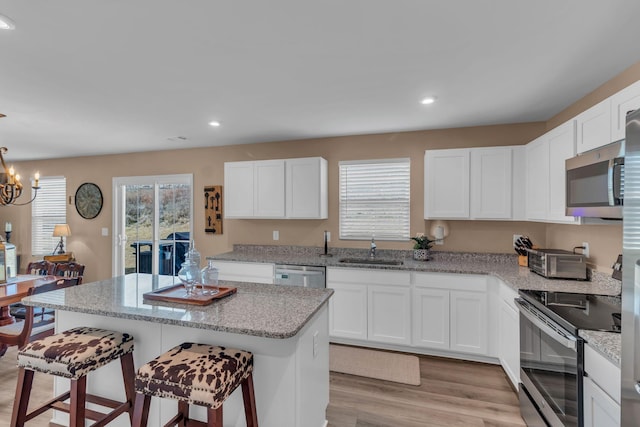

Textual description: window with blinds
[31,176,66,255]
[339,158,410,240]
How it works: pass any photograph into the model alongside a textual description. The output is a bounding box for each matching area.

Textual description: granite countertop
[210,245,622,295]
[22,273,333,339]
[579,330,621,367]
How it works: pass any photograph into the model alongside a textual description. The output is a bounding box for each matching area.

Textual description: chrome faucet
[369,237,377,258]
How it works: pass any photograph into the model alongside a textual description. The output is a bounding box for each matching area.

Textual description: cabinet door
[525,135,549,221]
[329,283,368,340]
[286,157,328,219]
[412,288,450,350]
[214,260,274,284]
[224,161,255,218]
[424,149,470,218]
[499,298,520,388]
[470,147,512,219]
[450,290,488,355]
[368,285,411,345]
[576,98,612,154]
[583,377,621,427]
[547,120,579,223]
[610,79,640,142]
[254,160,286,218]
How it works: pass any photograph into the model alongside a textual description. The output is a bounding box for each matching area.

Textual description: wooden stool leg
[11,368,35,427]
[178,401,189,425]
[241,372,258,427]
[120,352,136,421]
[69,376,87,427]
[207,406,223,427]
[132,393,151,427]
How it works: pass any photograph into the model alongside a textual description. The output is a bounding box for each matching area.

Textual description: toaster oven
[527,248,588,280]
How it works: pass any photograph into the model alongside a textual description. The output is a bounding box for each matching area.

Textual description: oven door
[516,298,583,427]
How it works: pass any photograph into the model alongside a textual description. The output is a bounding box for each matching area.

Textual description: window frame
[339,158,411,241]
[31,176,67,256]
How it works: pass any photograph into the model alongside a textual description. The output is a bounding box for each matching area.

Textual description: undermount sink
[338,258,404,266]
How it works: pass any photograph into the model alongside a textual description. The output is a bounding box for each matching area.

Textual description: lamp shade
[52,224,71,237]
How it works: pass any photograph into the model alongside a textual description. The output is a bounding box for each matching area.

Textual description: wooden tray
[143,284,237,306]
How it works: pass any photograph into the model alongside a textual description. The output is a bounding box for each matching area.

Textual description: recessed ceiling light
[420,96,437,105]
[0,14,16,30]
[208,121,221,127]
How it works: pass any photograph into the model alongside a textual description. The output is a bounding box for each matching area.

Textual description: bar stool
[11,326,135,427]
[132,342,258,427]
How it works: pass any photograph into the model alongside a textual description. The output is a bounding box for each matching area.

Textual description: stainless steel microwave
[565,140,624,219]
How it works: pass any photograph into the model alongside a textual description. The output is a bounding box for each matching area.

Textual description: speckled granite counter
[210,245,622,295]
[23,273,333,339]
[579,330,621,367]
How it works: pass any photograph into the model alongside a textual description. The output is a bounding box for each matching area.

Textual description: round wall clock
[75,182,103,219]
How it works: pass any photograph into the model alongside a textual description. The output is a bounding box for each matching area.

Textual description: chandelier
[0,114,40,206]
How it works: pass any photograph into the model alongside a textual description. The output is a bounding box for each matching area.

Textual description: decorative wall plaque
[204,185,223,234]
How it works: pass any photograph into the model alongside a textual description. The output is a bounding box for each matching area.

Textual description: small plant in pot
[411,233,435,261]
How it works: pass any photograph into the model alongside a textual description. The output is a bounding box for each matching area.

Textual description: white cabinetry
[611,79,640,142]
[425,146,522,220]
[328,268,411,345]
[212,260,275,284]
[576,98,612,154]
[583,344,620,427]
[286,157,328,219]
[424,149,470,218]
[412,273,488,356]
[224,157,327,219]
[525,120,579,223]
[470,147,513,219]
[497,282,519,388]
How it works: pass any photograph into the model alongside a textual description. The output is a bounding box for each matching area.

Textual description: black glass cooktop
[518,290,622,334]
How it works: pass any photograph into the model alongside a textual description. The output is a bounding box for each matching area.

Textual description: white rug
[329,344,421,386]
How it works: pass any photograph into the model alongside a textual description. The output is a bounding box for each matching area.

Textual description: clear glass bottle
[185,240,201,268]
[177,259,199,296]
[200,259,219,295]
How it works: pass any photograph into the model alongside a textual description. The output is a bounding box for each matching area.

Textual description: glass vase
[177,260,200,296]
[200,260,220,295]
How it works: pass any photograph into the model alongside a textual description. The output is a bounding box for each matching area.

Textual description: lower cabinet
[583,343,620,427]
[583,377,620,427]
[328,268,411,346]
[412,273,488,356]
[497,282,520,388]
[212,260,275,284]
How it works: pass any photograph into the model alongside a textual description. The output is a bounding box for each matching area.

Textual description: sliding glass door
[113,174,193,277]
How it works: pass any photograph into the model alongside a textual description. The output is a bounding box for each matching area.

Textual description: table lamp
[53,224,71,254]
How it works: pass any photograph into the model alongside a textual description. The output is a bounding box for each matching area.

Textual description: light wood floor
[0,346,524,427]
[327,354,525,427]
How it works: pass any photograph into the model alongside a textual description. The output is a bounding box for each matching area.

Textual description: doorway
[112,174,193,277]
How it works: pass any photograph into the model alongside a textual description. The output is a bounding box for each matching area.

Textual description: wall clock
[75,182,103,219]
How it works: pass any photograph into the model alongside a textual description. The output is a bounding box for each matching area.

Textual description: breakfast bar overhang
[23,273,333,427]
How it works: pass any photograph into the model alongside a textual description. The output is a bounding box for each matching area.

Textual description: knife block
[518,255,528,267]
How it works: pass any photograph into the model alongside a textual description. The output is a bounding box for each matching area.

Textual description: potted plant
[411,233,435,261]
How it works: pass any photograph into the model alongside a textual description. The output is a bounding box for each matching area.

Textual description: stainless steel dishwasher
[274,265,326,288]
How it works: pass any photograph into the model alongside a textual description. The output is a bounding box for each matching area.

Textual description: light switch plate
[101,227,109,236]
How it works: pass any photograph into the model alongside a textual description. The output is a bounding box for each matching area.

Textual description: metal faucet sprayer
[369,237,376,258]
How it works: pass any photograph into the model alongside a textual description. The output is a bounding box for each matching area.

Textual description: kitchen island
[22,273,333,427]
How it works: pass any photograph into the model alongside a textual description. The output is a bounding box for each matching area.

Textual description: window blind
[31,176,66,255]
[339,158,410,240]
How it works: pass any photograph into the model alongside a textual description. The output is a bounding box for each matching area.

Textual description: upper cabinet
[525,120,579,224]
[425,146,523,220]
[610,79,640,142]
[224,157,328,219]
[424,149,470,218]
[576,98,611,154]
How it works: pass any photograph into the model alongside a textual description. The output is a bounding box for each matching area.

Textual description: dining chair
[53,262,85,283]
[26,260,55,276]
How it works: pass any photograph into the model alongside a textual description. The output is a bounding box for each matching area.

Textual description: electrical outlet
[326,232,331,242]
[273,230,279,241]
[513,234,522,248]
[582,242,590,258]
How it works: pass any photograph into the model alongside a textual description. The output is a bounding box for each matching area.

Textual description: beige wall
[7,61,640,281]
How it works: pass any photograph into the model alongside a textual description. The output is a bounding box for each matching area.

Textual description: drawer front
[327,267,410,286]
[412,272,487,292]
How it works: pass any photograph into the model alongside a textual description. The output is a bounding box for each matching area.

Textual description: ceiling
[1,1,640,161]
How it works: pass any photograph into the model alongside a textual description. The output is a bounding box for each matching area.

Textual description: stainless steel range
[516,290,621,427]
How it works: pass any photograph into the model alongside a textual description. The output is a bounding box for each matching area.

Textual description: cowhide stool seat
[11,326,135,427]
[132,342,258,427]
